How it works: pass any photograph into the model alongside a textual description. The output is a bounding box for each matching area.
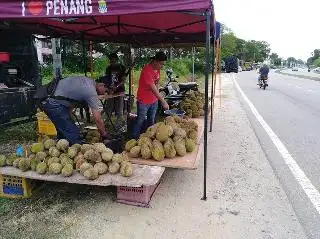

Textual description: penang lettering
[46,0,93,16]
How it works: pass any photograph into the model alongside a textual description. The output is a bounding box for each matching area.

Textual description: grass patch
[0,122,37,143]
[0,198,16,216]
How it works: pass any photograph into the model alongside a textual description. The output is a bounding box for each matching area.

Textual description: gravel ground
[0,75,307,239]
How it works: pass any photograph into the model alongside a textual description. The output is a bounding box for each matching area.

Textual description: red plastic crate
[117,181,160,207]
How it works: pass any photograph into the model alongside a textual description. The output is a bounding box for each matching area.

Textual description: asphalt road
[232,70,320,238]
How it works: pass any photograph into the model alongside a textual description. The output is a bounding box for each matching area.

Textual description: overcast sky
[214,0,319,61]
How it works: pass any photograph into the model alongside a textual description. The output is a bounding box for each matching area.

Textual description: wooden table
[127,118,205,169]
[98,92,125,100]
[0,164,165,187]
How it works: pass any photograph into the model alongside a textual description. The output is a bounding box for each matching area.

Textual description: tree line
[220,24,305,67]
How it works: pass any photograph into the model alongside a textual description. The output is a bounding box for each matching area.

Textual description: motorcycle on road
[258,75,268,90]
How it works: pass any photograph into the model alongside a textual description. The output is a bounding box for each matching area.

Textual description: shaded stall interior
[0,30,41,126]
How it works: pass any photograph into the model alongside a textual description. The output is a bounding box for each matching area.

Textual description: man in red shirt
[132,51,169,139]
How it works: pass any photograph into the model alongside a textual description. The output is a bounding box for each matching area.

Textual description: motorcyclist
[258,64,269,85]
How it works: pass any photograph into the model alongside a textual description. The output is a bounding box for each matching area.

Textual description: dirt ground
[0,75,307,239]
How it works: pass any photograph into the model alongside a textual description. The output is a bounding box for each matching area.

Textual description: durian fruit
[151,140,165,161]
[173,135,183,142]
[145,126,156,138]
[120,161,133,177]
[36,162,47,174]
[174,139,187,156]
[81,144,93,154]
[74,153,85,164]
[79,162,93,175]
[61,163,73,177]
[13,158,21,168]
[166,121,180,131]
[47,157,60,166]
[128,146,141,158]
[152,122,165,132]
[84,149,102,163]
[60,157,74,167]
[173,115,182,123]
[0,155,6,167]
[163,138,177,158]
[89,137,100,143]
[59,153,69,160]
[173,128,187,138]
[137,137,153,148]
[72,144,82,152]
[44,139,56,150]
[56,139,69,152]
[67,147,78,159]
[49,163,62,174]
[101,148,113,162]
[108,162,120,174]
[155,124,173,142]
[41,135,50,143]
[6,154,17,166]
[125,139,137,152]
[31,142,44,153]
[87,130,101,137]
[140,144,152,159]
[30,157,42,171]
[49,147,60,157]
[188,130,198,141]
[36,151,47,161]
[112,153,124,164]
[165,116,175,124]
[185,138,196,152]
[93,143,108,153]
[83,168,99,180]
[75,158,87,171]
[94,162,108,175]
[29,154,36,161]
[18,158,31,172]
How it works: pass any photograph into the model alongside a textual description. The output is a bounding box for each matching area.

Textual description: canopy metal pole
[201,10,211,201]
[128,46,133,114]
[192,46,195,81]
[209,41,215,132]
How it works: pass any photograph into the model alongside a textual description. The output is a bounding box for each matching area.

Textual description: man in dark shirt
[258,64,269,84]
[102,53,127,126]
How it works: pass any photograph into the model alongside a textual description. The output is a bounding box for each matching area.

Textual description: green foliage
[93,56,108,74]
[220,23,271,63]
[313,57,320,67]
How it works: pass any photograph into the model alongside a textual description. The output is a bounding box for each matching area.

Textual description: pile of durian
[125,115,198,161]
[0,138,133,180]
[180,91,205,118]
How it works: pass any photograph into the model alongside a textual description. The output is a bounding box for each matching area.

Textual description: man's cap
[153,51,167,61]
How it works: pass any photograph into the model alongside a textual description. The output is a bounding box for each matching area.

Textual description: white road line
[232,74,320,215]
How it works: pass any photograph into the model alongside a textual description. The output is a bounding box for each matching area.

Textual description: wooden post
[51,38,62,79]
[90,41,93,78]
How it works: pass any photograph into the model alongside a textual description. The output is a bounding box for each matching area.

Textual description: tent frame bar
[201,9,211,201]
